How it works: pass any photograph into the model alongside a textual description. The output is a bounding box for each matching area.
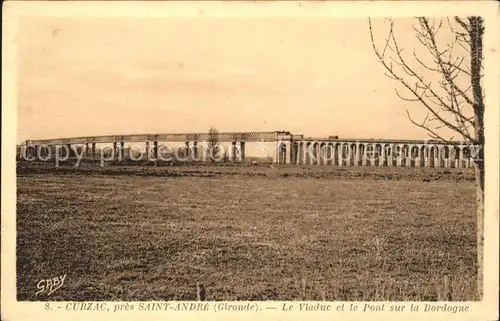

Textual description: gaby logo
[35,274,67,297]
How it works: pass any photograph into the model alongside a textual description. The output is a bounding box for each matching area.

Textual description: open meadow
[16,164,478,301]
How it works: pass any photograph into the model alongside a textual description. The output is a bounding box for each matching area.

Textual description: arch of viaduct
[23,130,477,169]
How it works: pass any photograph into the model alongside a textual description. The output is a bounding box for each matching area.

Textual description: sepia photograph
[2,1,499,319]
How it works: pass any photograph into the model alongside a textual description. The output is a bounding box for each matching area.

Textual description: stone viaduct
[22,130,477,169]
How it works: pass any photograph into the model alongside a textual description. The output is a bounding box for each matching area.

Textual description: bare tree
[369,17,485,299]
[207,126,221,162]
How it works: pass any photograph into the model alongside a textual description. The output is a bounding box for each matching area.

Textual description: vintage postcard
[1,1,499,321]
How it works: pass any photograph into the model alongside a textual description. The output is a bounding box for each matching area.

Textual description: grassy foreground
[16,167,477,301]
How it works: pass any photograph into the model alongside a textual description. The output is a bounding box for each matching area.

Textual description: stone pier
[120,141,125,161]
[240,142,246,161]
[153,141,159,160]
[145,141,150,161]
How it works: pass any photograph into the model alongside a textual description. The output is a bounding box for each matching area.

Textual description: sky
[16,15,461,144]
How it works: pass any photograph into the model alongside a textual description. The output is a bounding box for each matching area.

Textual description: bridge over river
[21,130,476,168]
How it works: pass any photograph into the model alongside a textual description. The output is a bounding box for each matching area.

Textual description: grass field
[16,164,478,301]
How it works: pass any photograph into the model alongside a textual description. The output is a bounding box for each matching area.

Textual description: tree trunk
[473,155,484,300]
[469,16,485,300]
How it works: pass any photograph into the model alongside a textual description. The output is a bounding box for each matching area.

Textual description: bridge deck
[26,131,284,145]
[25,131,461,146]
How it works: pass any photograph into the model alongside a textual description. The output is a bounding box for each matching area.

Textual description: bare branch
[413,51,441,73]
[395,88,421,102]
[406,110,452,142]
[443,57,471,76]
[454,17,470,32]
[419,18,475,107]
[369,17,477,142]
